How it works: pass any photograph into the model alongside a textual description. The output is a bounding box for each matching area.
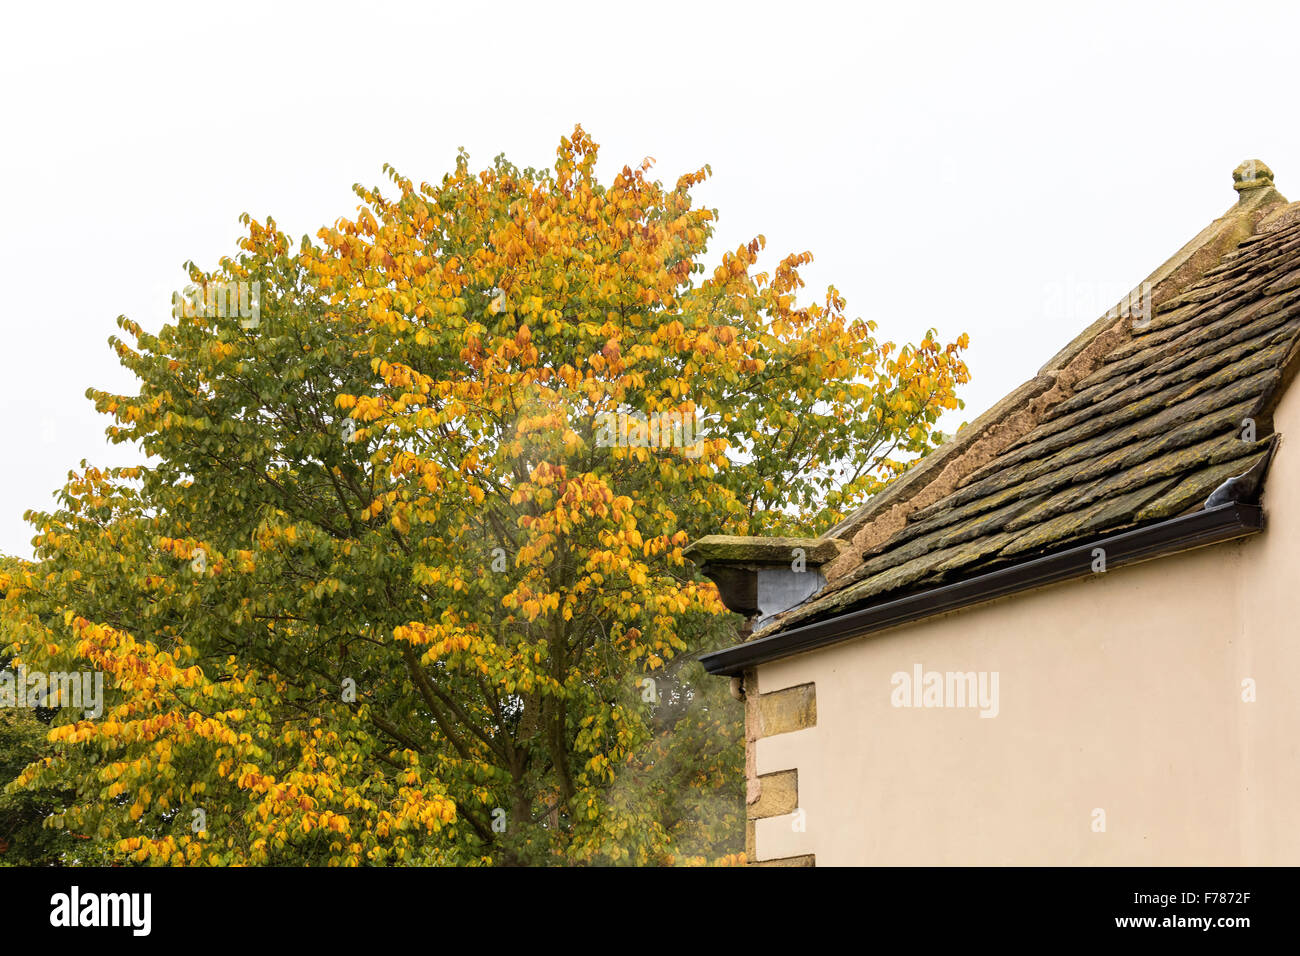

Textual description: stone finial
[1233,159,1274,192]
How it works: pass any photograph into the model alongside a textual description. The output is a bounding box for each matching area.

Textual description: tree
[1,555,79,866]
[0,707,80,866]
[2,127,968,865]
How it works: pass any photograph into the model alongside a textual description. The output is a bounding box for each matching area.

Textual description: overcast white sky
[3,0,1297,557]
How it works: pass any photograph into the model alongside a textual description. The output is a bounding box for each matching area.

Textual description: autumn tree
[0,706,79,866]
[1,555,80,866]
[2,128,968,865]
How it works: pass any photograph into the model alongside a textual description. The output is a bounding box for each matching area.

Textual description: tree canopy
[1,128,968,865]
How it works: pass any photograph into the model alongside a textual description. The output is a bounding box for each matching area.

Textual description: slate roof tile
[752,210,1300,640]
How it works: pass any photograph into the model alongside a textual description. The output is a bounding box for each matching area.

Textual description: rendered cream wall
[753,380,1300,865]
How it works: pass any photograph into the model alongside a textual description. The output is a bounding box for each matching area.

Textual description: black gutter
[699,501,1264,677]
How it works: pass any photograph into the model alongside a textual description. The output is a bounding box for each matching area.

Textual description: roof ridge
[816,165,1292,587]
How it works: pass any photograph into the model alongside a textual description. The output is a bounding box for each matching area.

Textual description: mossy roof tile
[753,213,1300,640]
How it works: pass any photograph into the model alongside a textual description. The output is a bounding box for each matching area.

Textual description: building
[691,160,1300,865]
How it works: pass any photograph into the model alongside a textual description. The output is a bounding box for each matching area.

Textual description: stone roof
[748,161,1300,640]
